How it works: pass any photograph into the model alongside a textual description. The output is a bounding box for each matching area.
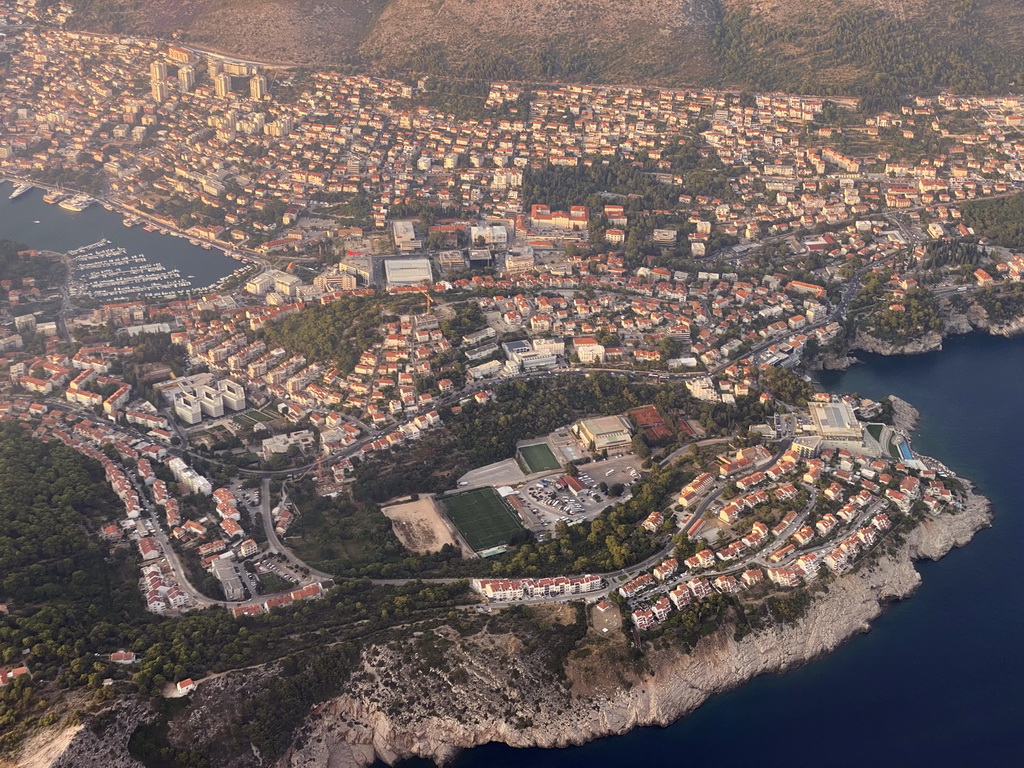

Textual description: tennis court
[441,487,524,551]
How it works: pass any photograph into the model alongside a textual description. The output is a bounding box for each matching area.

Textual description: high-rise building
[167,45,195,64]
[178,65,195,93]
[151,81,168,103]
[214,73,232,99]
[250,73,267,100]
[263,117,293,137]
[150,60,167,82]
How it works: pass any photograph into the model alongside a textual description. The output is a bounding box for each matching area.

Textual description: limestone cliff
[850,329,944,356]
[805,351,859,371]
[889,395,921,436]
[938,297,1024,340]
[17,486,991,768]
[13,698,151,768]
[281,491,992,768]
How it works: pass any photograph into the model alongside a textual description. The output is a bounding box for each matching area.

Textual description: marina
[0,179,244,294]
[67,239,193,300]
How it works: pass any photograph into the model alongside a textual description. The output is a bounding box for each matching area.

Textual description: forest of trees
[713,0,1024,110]
[0,423,120,604]
[972,285,1024,323]
[758,366,815,407]
[263,294,420,374]
[0,239,65,295]
[917,239,984,273]
[523,160,683,215]
[962,193,1024,249]
[0,424,479,754]
[864,288,944,343]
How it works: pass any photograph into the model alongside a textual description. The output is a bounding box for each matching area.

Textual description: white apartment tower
[250,73,267,100]
[150,60,167,82]
[151,81,168,104]
[215,73,232,99]
[178,65,195,93]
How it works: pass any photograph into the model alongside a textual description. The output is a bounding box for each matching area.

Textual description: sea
[415,333,1024,768]
[0,180,239,291]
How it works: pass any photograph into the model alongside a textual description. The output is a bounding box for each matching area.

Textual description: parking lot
[254,554,308,587]
[511,454,643,530]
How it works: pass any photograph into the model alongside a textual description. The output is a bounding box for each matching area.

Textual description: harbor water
[0,180,240,293]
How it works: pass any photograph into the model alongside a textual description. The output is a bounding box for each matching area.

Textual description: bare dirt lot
[382,495,459,555]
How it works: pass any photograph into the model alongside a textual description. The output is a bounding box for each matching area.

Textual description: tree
[631,433,650,460]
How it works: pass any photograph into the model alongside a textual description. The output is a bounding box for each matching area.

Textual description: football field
[518,442,560,473]
[441,487,524,551]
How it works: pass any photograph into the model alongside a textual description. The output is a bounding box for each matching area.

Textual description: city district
[0,0,1003,683]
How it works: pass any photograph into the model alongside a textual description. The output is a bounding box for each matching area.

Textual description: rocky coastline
[278,484,992,768]
[9,368,993,768]
[17,478,991,768]
[847,296,1024,358]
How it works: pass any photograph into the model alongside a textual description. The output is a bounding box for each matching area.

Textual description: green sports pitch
[441,487,524,551]
[518,442,560,473]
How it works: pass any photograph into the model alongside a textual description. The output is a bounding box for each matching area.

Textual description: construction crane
[420,278,432,313]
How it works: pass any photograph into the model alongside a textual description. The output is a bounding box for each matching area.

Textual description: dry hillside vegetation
[67,0,1024,93]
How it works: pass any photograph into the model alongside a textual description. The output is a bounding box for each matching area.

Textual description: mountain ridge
[65,0,1024,100]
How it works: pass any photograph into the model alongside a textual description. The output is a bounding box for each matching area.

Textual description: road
[260,477,336,583]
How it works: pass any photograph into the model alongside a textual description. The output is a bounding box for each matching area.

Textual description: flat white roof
[384,258,432,286]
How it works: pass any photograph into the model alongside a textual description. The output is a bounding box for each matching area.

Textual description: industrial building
[573,416,634,452]
[385,258,432,288]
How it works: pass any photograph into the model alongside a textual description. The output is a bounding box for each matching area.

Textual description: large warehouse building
[573,415,634,452]
[384,258,433,289]
[809,401,863,441]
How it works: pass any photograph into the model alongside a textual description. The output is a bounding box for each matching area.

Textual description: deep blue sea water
[421,333,1024,768]
[0,180,238,289]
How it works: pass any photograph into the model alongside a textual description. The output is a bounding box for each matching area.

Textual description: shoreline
[277,475,994,768]
[14,403,991,768]
[0,177,260,297]
[22,475,992,768]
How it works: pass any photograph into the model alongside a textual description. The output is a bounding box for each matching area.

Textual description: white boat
[8,183,31,200]
[59,195,93,212]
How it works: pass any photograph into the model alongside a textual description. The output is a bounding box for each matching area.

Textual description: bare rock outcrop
[889,395,920,435]
[284,489,993,768]
[908,483,992,561]
[851,329,944,356]
[16,698,153,768]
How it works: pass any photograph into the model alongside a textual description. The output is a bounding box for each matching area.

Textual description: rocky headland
[848,295,1024,358]
[281,486,992,768]
[18,480,991,768]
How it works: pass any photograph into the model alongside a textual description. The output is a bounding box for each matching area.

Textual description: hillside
[67,0,1024,97]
